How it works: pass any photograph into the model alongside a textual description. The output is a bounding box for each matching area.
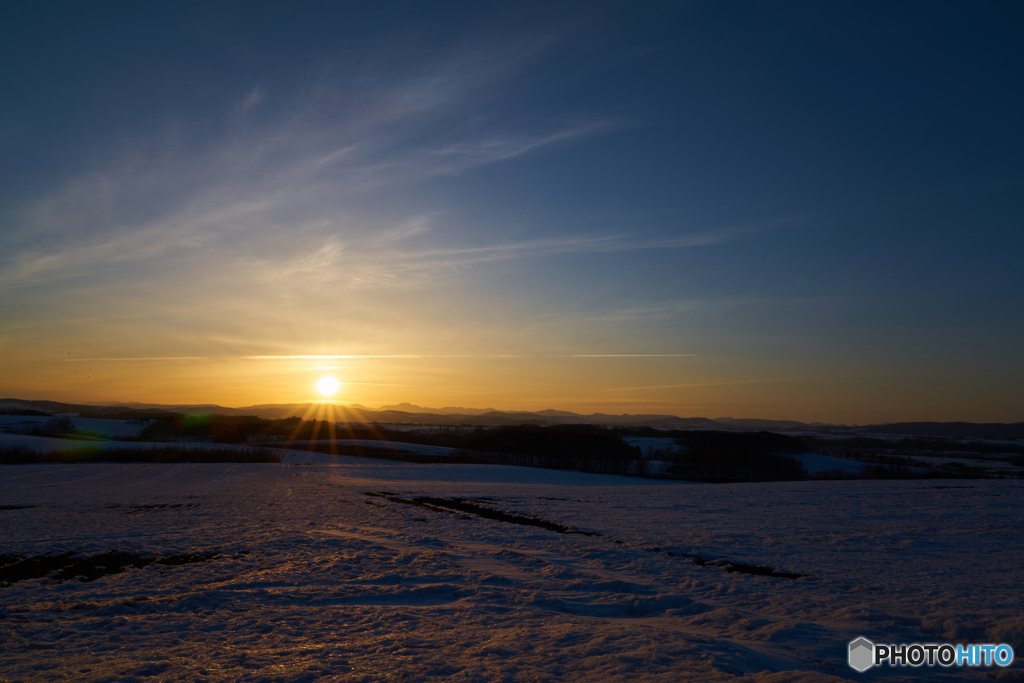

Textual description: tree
[40,416,76,435]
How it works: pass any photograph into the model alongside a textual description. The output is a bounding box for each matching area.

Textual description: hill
[3,398,1021,438]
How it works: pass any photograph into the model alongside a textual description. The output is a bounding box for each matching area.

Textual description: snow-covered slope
[280,439,457,457]
[792,452,864,474]
[0,415,146,437]
[622,436,680,455]
[0,462,1020,681]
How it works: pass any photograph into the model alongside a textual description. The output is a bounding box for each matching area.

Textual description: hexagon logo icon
[849,637,874,672]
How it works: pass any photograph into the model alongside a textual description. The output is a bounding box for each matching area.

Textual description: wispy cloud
[0,19,778,385]
[53,354,697,363]
[0,32,628,291]
[0,9,793,294]
[599,377,811,391]
[369,220,792,276]
[240,87,264,114]
[65,357,207,362]
[427,119,621,174]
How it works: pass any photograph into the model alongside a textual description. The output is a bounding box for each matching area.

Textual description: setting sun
[316,377,340,397]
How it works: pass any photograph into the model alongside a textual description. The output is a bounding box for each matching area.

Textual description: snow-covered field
[0,433,242,452]
[910,454,1020,475]
[619,438,867,476]
[1,461,1021,682]
[791,453,864,475]
[370,425,452,433]
[0,415,146,438]
[622,437,680,455]
[278,439,457,457]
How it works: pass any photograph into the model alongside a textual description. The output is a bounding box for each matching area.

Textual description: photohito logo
[849,637,1014,672]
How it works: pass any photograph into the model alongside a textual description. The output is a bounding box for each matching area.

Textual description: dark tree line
[667,431,808,482]
[139,414,269,443]
[448,425,641,475]
[0,408,50,416]
[136,414,379,443]
[131,416,815,480]
[797,434,1024,457]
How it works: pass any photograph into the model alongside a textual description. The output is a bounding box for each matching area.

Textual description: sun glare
[316,377,340,397]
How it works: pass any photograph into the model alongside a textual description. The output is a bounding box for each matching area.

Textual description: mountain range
[2,398,1023,439]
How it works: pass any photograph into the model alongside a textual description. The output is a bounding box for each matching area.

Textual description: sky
[1,1,1022,423]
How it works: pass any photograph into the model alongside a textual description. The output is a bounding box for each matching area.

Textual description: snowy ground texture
[790,454,866,475]
[0,416,146,438]
[280,440,458,457]
[1,461,1022,683]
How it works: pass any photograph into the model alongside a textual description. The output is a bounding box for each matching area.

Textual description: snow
[74,418,148,437]
[0,415,146,437]
[619,441,869,478]
[0,433,241,452]
[1,461,1021,682]
[791,452,864,475]
[367,424,454,433]
[618,443,868,477]
[622,437,680,455]
[0,433,95,450]
[280,439,457,457]
[0,416,58,436]
[910,454,1020,474]
[277,456,674,486]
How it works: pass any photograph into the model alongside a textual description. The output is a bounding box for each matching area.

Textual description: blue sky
[1,1,1021,422]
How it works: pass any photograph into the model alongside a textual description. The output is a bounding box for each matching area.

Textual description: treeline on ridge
[796,434,1024,456]
[128,415,813,480]
[449,425,641,475]
[449,427,809,480]
[664,431,808,482]
[137,414,391,443]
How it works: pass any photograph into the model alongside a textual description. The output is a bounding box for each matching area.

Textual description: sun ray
[307,404,326,452]
[340,417,367,457]
[283,402,320,450]
[325,404,339,458]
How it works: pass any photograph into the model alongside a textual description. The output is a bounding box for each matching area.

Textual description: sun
[316,376,340,397]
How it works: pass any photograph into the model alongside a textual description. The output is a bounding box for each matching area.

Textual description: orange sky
[3,344,1020,424]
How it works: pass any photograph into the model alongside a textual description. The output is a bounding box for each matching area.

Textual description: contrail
[566,354,697,358]
[62,354,698,362]
[600,377,810,391]
[240,354,697,360]
[65,357,207,362]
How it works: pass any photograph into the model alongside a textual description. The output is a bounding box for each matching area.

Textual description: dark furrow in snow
[0,550,219,585]
[363,492,806,578]
[363,492,600,535]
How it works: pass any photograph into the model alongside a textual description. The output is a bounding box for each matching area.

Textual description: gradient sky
[1,1,1022,423]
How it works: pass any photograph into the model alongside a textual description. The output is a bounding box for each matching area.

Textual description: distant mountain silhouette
[4,398,1022,438]
[377,403,500,416]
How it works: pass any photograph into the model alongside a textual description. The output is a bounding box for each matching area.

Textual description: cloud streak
[58,355,697,363]
[65,357,208,362]
[599,377,812,391]
[242,354,696,360]
[0,34,629,292]
[369,220,793,276]
[0,16,796,299]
